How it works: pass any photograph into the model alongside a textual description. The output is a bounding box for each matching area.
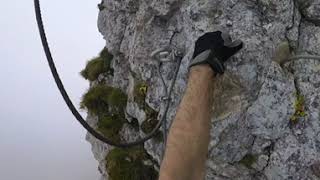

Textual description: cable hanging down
[34,0,184,148]
[34,0,320,149]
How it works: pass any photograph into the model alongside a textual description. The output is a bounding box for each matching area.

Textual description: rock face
[86,0,320,179]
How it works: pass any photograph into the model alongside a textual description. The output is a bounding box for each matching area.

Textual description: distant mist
[0,1,104,179]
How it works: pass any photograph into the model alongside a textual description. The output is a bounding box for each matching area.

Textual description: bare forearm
[159,65,215,180]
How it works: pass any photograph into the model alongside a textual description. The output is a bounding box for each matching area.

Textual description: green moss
[107,88,128,113]
[81,57,106,81]
[81,84,128,141]
[239,154,257,168]
[80,84,113,115]
[106,147,158,180]
[141,119,163,142]
[145,105,158,120]
[134,82,148,107]
[290,93,307,124]
[141,119,158,134]
[99,48,114,75]
[141,106,163,142]
[132,81,163,141]
[80,84,127,115]
[80,48,114,81]
[97,115,125,142]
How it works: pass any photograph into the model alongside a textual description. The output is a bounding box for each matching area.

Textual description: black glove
[189,31,243,74]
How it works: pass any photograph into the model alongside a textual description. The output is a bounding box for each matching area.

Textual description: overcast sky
[0,0,104,179]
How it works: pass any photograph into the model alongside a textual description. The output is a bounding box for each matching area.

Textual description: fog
[0,1,104,179]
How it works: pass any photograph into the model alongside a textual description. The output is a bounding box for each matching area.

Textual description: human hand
[189,31,243,74]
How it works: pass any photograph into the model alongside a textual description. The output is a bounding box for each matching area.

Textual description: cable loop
[34,0,184,149]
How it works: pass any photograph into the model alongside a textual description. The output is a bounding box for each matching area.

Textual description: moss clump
[99,47,114,75]
[80,48,114,81]
[81,84,128,141]
[133,81,163,141]
[107,88,128,113]
[80,57,105,81]
[239,154,257,168]
[141,119,163,142]
[141,106,163,142]
[80,84,127,115]
[290,93,307,124]
[145,105,158,120]
[134,82,148,107]
[106,147,158,180]
[80,84,113,115]
[97,115,125,142]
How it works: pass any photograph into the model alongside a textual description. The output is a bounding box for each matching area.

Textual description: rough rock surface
[86,0,320,179]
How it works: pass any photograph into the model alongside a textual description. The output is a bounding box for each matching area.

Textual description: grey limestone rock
[86,0,320,179]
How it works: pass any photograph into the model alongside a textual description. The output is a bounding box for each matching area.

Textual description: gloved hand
[189,31,243,74]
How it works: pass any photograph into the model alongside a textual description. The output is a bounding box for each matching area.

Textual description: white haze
[0,0,104,179]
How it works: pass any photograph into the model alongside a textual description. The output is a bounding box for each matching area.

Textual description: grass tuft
[80,84,128,141]
[141,106,163,142]
[290,93,307,124]
[80,48,114,81]
[81,57,105,81]
[80,84,112,115]
[97,114,125,142]
[107,88,128,113]
[134,82,148,107]
[106,146,158,180]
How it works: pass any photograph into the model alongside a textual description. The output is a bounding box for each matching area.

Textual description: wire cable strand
[151,48,184,161]
[34,0,183,148]
[288,55,320,61]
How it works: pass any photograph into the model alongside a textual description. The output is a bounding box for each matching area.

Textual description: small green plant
[134,82,148,107]
[99,48,114,75]
[81,84,128,141]
[97,114,125,142]
[141,106,163,142]
[290,93,307,124]
[81,57,105,81]
[145,105,158,120]
[239,154,257,168]
[141,119,163,142]
[80,48,114,81]
[106,147,158,180]
[80,84,127,115]
[107,88,128,113]
[132,81,163,141]
[80,84,112,115]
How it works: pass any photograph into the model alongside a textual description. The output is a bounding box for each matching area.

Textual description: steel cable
[34,0,183,148]
[288,55,320,61]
